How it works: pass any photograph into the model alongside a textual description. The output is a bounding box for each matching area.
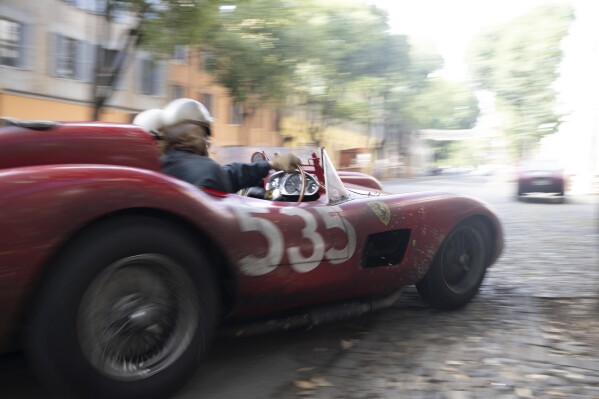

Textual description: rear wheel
[416,219,490,310]
[25,216,218,399]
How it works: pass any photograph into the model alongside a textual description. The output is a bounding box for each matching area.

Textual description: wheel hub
[77,254,198,381]
[458,253,471,271]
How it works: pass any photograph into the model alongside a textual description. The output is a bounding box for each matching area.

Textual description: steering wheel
[297,165,307,203]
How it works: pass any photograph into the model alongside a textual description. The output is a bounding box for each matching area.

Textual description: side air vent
[362,229,411,268]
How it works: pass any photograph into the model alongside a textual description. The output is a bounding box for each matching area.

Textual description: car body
[517,159,566,201]
[0,120,503,398]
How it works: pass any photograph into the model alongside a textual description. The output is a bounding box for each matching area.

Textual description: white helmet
[161,98,214,135]
[132,108,164,135]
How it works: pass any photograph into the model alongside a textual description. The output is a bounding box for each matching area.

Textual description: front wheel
[416,219,490,310]
[25,216,218,399]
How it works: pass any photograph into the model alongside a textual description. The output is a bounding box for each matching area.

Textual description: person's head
[160,98,214,156]
[163,122,211,156]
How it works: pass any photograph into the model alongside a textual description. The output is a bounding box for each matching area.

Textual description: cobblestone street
[0,175,597,399]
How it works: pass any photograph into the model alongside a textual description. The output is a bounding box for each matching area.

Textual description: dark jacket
[161,149,271,193]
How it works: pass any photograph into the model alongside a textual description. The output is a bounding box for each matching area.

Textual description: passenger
[133,98,300,193]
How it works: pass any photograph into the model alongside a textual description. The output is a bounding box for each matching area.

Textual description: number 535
[234,205,356,276]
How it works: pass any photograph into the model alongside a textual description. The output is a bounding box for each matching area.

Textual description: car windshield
[321,148,350,204]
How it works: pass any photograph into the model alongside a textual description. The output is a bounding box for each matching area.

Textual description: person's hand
[270,153,302,173]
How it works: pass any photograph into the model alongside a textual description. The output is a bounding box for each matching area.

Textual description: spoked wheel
[416,219,491,310]
[77,254,199,382]
[25,217,218,399]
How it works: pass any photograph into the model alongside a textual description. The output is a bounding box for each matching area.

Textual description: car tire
[25,216,218,399]
[416,219,490,310]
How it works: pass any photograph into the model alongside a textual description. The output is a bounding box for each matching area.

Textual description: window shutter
[19,24,31,69]
[153,62,166,96]
[114,50,127,90]
[48,33,59,76]
[76,41,95,82]
[137,55,147,94]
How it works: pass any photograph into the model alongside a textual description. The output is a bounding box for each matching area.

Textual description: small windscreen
[322,148,350,204]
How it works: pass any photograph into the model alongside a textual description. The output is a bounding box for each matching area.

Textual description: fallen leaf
[544,391,567,397]
[294,380,317,390]
[565,373,584,380]
[340,339,354,350]
[514,387,534,398]
[445,360,464,366]
[311,377,333,387]
[454,374,471,382]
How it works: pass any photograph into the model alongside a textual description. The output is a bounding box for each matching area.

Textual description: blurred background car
[516,159,566,201]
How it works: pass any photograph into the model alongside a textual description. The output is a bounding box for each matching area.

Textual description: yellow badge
[367,202,391,225]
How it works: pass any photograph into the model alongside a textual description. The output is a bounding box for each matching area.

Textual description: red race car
[0,119,503,398]
[516,159,566,202]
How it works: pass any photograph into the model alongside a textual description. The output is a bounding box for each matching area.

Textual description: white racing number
[280,208,325,273]
[235,207,284,276]
[316,205,356,265]
[234,206,356,275]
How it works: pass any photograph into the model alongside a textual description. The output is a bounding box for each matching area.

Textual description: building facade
[0,0,282,146]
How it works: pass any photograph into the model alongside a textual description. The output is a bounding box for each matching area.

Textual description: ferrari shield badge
[367,202,391,225]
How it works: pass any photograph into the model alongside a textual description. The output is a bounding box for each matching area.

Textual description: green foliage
[468,3,574,157]
[203,0,301,106]
[409,78,480,130]
[111,0,221,55]
[110,0,479,147]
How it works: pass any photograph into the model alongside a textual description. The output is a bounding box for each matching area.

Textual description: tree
[91,0,220,119]
[288,2,414,146]
[202,0,302,115]
[408,78,480,130]
[202,0,460,155]
[468,3,574,158]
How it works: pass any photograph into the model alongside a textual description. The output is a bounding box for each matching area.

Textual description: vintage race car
[0,120,503,398]
[516,159,566,202]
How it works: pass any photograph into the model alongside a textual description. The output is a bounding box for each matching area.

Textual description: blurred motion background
[0,0,597,193]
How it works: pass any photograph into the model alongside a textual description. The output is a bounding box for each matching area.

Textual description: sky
[371,0,559,80]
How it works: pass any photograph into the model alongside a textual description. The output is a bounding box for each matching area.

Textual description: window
[170,85,185,100]
[199,50,215,72]
[51,34,94,80]
[139,57,164,96]
[90,0,108,14]
[96,47,115,83]
[173,45,188,63]
[96,47,126,88]
[0,18,26,68]
[200,93,214,114]
[229,102,243,125]
[62,0,108,14]
[56,36,78,78]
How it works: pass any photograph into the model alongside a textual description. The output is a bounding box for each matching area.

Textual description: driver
[133,98,301,193]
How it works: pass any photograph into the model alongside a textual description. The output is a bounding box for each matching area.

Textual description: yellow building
[0,0,164,123]
[1,0,283,147]
[167,46,282,147]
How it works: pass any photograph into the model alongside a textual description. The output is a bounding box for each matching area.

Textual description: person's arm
[222,161,271,193]
[222,154,302,193]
